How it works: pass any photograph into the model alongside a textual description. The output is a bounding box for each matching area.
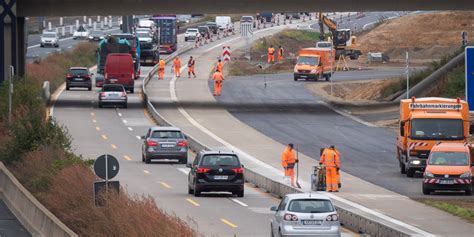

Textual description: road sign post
[465,46,474,111]
[406,51,410,99]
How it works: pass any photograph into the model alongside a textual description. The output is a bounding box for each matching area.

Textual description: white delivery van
[215,16,234,32]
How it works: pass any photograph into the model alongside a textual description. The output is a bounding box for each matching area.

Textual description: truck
[293,48,334,81]
[397,97,471,177]
[318,12,361,59]
[110,33,141,79]
[150,15,178,54]
[96,37,132,85]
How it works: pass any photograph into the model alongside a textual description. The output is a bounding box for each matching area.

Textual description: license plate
[75,78,84,81]
[300,75,307,78]
[302,220,322,225]
[440,179,454,185]
[146,59,153,63]
[110,93,119,97]
[110,79,118,83]
[214,175,228,180]
[160,144,175,148]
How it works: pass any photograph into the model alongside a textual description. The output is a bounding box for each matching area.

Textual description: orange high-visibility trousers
[188,66,195,77]
[214,81,222,96]
[285,168,295,186]
[268,54,275,63]
[325,167,338,192]
[278,54,283,61]
[158,69,165,80]
[175,66,181,77]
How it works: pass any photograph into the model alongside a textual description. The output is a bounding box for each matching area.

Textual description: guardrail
[141,51,420,237]
[0,162,77,237]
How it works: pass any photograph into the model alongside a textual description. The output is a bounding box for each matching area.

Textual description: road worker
[157,58,165,80]
[320,145,341,192]
[188,56,196,78]
[216,59,224,73]
[173,56,181,78]
[281,143,298,187]
[278,45,284,61]
[212,69,224,96]
[267,45,275,63]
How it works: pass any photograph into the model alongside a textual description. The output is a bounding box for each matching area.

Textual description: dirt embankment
[358,11,474,64]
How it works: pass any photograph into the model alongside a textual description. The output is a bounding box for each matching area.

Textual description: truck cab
[293,48,334,81]
[397,97,470,177]
[423,143,473,195]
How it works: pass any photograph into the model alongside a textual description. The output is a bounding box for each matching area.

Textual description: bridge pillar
[1,0,25,83]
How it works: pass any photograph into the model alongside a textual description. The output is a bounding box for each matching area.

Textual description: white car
[184,28,200,42]
[73,25,90,40]
[216,16,234,32]
[136,31,153,43]
[270,193,341,237]
[40,31,59,47]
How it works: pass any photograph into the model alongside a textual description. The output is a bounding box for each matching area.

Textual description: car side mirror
[400,121,405,136]
[140,136,146,140]
[186,163,192,168]
[270,206,278,212]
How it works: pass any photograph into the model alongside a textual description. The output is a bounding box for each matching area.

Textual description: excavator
[318,12,361,59]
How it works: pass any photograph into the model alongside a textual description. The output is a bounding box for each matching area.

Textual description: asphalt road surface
[212,73,474,199]
[0,199,30,237]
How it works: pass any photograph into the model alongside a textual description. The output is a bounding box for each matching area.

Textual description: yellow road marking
[111,144,117,149]
[90,112,95,116]
[95,127,101,131]
[159,182,172,189]
[92,119,97,123]
[220,219,238,228]
[143,170,150,174]
[186,198,200,207]
[101,135,108,140]
[123,155,132,161]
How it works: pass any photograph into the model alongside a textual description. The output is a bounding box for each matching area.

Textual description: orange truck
[423,143,473,195]
[293,47,334,81]
[396,97,471,177]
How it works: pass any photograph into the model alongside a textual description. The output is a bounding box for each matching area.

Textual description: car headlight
[100,36,104,39]
[460,171,472,179]
[411,160,421,165]
[424,171,434,178]
[310,69,318,73]
[294,68,298,73]
[89,36,93,39]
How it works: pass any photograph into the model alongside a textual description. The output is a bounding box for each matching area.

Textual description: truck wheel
[466,188,473,196]
[406,167,415,178]
[325,75,330,81]
[293,76,298,81]
[422,186,432,195]
[130,87,134,94]
[400,161,406,174]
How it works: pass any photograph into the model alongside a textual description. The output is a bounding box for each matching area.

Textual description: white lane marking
[50,65,97,117]
[136,136,141,140]
[128,127,133,131]
[177,168,190,175]
[164,36,435,237]
[122,119,128,124]
[118,113,122,117]
[230,198,248,207]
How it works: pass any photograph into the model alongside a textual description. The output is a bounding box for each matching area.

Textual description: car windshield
[201,155,240,167]
[151,130,183,139]
[187,29,198,33]
[42,33,56,38]
[241,17,252,22]
[136,32,150,38]
[411,119,464,140]
[297,56,319,65]
[140,42,154,49]
[287,199,334,213]
[69,69,88,76]
[103,85,124,92]
[428,152,469,166]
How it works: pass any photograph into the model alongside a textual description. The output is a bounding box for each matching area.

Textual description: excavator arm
[318,12,337,41]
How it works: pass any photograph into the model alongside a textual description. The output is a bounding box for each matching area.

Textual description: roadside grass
[417,199,474,223]
[228,29,326,76]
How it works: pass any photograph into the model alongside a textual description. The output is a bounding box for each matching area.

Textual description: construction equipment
[318,12,361,59]
[311,164,326,191]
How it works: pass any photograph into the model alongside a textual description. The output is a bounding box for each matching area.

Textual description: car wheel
[123,102,128,108]
[180,156,188,164]
[40,44,44,48]
[145,156,151,164]
[236,189,244,197]
[293,76,298,81]
[194,183,201,197]
[188,184,194,195]
[88,86,92,91]
[400,160,406,174]
[98,102,103,108]
[66,85,70,91]
[466,188,473,196]
[406,167,415,178]
[270,224,274,237]
[142,153,145,162]
[55,44,59,48]
[130,88,134,94]
[185,37,188,41]
[422,185,431,195]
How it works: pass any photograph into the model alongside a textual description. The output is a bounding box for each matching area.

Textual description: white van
[138,19,156,29]
[215,16,234,32]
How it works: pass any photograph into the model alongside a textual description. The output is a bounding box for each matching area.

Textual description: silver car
[40,31,59,47]
[98,84,128,108]
[270,193,341,237]
[141,127,188,164]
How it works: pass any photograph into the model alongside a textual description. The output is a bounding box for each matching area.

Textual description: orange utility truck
[293,48,334,81]
[396,97,470,177]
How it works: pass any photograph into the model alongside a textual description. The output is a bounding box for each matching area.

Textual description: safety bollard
[109,18,113,28]
[59,17,63,26]
[283,18,286,25]
[69,25,74,36]
[100,21,104,30]
[303,16,306,22]
[217,31,221,40]
[48,21,52,30]
[88,18,92,28]
[93,22,97,31]
[83,16,87,23]
[76,19,79,29]
[199,38,203,46]
[61,27,65,37]
[97,16,101,22]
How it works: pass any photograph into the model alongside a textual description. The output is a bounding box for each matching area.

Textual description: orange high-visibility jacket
[212,72,224,82]
[158,60,166,70]
[268,47,275,55]
[281,147,296,168]
[216,62,223,72]
[320,149,340,168]
[173,58,181,67]
[278,48,284,56]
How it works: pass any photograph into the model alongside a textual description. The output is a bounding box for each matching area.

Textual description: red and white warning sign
[222,46,231,61]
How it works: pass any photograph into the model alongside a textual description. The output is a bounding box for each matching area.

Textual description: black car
[187,151,244,197]
[66,67,92,91]
[197,25,211,38]
[139,41,159,66]
[206,22,218,34]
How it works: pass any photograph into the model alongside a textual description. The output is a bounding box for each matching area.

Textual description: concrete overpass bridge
[2,0,474,82]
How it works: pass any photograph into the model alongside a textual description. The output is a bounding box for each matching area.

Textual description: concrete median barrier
[141,54,422,237]
[0,162,77,237]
